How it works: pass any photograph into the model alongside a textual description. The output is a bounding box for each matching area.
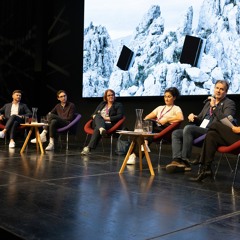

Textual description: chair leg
[58,135,62,149]
[214,154,223,179]
[101,138,104,152]
[158,139,163,165]
[224,154,234,172]
[110,134,113,156]
[215,153,234,180]
[232,154,240,187]
[66,132,69,150]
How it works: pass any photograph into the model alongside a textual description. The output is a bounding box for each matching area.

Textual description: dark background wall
[0,0,239,143]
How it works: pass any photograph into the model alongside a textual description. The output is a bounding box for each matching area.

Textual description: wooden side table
[20,123,48,154]
[118,131,157,175]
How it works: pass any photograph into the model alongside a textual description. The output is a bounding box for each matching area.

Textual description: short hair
[164,87,180,99]
[103,89,115,101]
[57,90,67,97]
[12,90,22,95]
[215,80,229,92]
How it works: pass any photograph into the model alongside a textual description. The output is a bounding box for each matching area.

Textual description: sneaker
[99,127,107,136]
[127,153,137,165]
[31,135,47,143]
[45,143,54,151]
[9,142,15,148]
[126,165,135,175]
[81,146,90,155]
[0,131,5,138]
[141,144,151,152]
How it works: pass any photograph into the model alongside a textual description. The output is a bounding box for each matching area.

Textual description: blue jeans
[171,125,208,160]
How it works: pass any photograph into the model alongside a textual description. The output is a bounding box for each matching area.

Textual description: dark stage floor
[0,138,240,240]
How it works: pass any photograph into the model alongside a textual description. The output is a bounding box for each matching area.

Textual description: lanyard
[157,105,174,121]
[105,104,110,115]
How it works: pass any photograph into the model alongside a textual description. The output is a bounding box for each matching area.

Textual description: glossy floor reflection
[0,140,240,240]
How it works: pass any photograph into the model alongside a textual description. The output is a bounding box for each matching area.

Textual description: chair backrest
[153,121,182,142]
[84,119,94,135]
[57,113,82,134]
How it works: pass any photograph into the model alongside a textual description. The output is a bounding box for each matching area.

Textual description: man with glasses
[31,90,76,151]
[166,80,236,173]
[81,89,124,155]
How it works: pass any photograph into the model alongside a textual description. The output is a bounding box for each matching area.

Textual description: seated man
[190,121,240,182]
[0,90,32,148]
[167,79,236,173]
[31,90,76,151]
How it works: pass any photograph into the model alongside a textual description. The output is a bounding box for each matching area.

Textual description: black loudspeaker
[180,35,203,67]
[116,45,134,70]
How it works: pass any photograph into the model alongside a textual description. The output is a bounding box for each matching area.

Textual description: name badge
[200,119,210,128]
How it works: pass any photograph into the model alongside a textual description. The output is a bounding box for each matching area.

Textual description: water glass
[142,121,149,133]
[40,116,48,124]
[143,121,153,133]
[25,116,30,124]
[148,122,153,133]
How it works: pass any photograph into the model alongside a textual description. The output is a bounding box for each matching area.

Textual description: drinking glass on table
[25,116,30,124]
[40,116,48,124]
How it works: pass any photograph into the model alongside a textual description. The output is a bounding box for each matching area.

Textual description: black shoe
[181,159,191,168]
[189,166,213,182]
[188,159,201,165]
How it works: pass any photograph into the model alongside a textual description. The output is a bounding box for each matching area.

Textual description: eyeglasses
[107,94,114,97]
[59,95,66,98]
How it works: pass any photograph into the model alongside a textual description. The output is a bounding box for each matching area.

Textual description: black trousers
[47,113,69,138]
[4,115,24,140]
[88,114,112,149]
[200,122,240,166]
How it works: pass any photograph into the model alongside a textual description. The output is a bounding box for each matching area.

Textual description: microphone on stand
[203,95,215,104]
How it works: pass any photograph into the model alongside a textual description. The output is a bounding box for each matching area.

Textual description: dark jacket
[50,101,76,122]
[194,97,236,126]
[92,101,124,124]
[0,102,32,119]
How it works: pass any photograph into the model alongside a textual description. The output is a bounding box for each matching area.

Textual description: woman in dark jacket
[81,89,124,155]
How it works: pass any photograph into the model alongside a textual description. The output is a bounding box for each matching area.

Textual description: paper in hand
[220,117,234,128]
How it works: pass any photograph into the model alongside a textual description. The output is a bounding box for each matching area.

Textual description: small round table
[20,123,48,154]
[118,130,158,176]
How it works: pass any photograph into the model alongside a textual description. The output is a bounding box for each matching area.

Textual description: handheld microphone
[203,95,215,104]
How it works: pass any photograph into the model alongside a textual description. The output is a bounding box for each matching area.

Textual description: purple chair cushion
[57,113,81,133]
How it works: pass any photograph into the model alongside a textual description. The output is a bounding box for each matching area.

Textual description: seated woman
[190,121,240,182]
[81,89,124,155]
[127,87,184,164]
